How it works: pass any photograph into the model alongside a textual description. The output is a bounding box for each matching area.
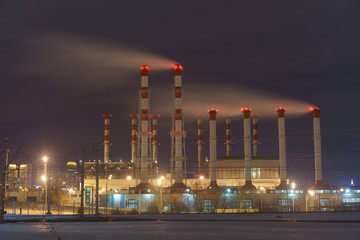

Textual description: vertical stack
[276,108,288,189]
[312,107,327,189]
[208,109,218,189]
[197,116,204,173]
[171,64,187,189]
[252,114,260,157]
[241,108,256,190]
[152,114,159,173]
[102,114,112,164]
[138,65,152,188]
[130,114,138,163]
[225,116,233,157]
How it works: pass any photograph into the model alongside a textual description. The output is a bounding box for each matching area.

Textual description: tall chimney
[276,108,288,189]
[152,114,159,163]
[102,114,112,164]
[252,114,260,157]
[138,65,152,187]
[130,114,137,164]
[208,109,218,189]
[171,64,187,188]
[312,107,326,189]
[241,108,256,190]
[196,116,204,173]
[225,116,233,157]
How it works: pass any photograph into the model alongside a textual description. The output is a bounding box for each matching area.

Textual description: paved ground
[0,220,359,240]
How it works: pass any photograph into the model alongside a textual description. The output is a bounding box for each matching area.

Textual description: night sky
[1,1,360,186]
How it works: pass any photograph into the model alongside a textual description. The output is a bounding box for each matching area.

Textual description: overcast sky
[1,1,360,186]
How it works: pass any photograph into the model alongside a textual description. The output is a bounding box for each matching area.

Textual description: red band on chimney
[208,109,217,120]
[140,65,150,76]
[173,64,183,76]
[313,108,320,118]
[277,108,285,118]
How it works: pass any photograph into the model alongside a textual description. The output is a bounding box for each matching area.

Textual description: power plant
[82,64,331,194]
[3,63,360,216]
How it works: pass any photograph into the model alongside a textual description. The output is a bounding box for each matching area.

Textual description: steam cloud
[152,84,312,119]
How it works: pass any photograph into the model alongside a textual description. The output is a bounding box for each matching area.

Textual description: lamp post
[158,176,165,214]
[306,190,314,212]
[259,187,265,213]
[291,182,296,212]
[43,156,51,215]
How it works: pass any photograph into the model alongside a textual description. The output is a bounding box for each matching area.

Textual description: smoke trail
[17,33,176,93]
[153,83,312,119]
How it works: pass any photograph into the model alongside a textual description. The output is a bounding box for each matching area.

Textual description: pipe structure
[152,114,159,165]
[208,109,218,189]
[196,116,204,173]
[241,108,256,190]
[276,108,288,190]
[138,65,152,188]
[130,114,138,163]
[312,107,327,189]
[225,116,233,157]
[102,114,112,164]
[171,64,187,189]
[252,114,260,157]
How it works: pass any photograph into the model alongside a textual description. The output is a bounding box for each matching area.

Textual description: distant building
[7,164,32,190]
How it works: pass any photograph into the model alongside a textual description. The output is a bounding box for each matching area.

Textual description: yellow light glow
[200,176,204,180]
[260,186,265,191]
[42,156,48,162]
[69,188,73,193]
[41,175,46,182]
[108,175,112,180]
[309,190,314,196]
[291,182,296,189]
[160,176,165,180]
[157,179,162,186]
[127,176,132,180]
[340,188,344,192]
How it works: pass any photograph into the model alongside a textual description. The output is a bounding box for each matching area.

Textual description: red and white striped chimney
[225,116,233,157]
[312,107,326,189]
[241,108,256,190]
[196,116,204,172]
[276,107,287,189]
[208,109,218,189]
[102,114,112,164]
[130,114,137,163]
[152,114,159,163]
[171,64,186,188]
[139,65,152,186]
[252,114,260,157]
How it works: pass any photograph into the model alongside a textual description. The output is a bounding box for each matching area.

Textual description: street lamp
[306,190,314,212]
[158,176,165,214]
[43,156,51,215]
[291,182,296,212]
[259,187,265,212]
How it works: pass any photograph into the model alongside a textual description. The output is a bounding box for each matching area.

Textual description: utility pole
[95,146,100,215]
[1,138,9,223]
[79,147,85,217]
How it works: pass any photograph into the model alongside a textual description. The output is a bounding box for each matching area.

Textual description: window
[251,168,261,179]
[126,199,138,209]
[240,200,252,209]
[320,199,330,206]
[278,199,291,206]
[343,198,360,203]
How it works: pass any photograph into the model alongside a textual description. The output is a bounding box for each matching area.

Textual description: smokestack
[138,65,152,187]
[102,113,112,164]
[208,109,218,189]
[276,108,288,189]
[171,64,187,189]
[312,107,327,189]
[225,116,233,157]
[241,108,256,190]
[252,114,260,157]
[130,114,137,164]
[196,116,204,173]
[152,114,159,163]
